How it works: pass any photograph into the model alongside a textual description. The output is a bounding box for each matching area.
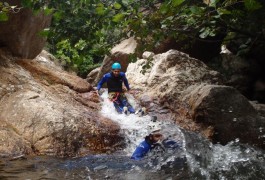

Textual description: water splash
[100,90,153,154]
[184,131,265,180]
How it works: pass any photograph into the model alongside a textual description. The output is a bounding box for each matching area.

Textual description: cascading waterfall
[100,90,153,154]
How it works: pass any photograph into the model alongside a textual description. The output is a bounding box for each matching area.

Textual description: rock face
[0,50,125,157]
[0,0,52,59]
[127,50,222,98]
[86,67,100,84]
[209,52,265,103]
[126,49,222,131]
[126,50,265,149]
[181,84,265,148]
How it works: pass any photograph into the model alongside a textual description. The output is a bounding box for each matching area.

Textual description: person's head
[149,132,163,143]
[147,123,163,143]
[111,62,121,77]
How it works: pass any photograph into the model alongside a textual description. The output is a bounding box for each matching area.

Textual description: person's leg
[113,101,123,113]
[109,92,123,113]
[120,93,135,113]
[135,107,147,116]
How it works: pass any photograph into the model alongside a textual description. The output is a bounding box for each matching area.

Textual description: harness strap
[109,92,120,103]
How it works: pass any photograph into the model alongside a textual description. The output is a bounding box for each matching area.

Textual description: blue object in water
[113,96,135,114]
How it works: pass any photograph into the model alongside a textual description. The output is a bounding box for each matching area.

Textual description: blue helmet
[112,62,121,70]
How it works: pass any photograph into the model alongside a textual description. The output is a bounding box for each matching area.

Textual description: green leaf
[53,11,63,21]
[190,6,204,14]
[38,28,50,37]
[199,28,210,38]
[199,27,205,32]
[122,0,129,6]
[112,13,124,22]
[96,3,105,15]
[172,0,185,7]
[21,0,33,8]
[209,0,220,7]
[3,2,9,6]
[114,2,122,9]
[239,44,248,49]
[44,8,54,15]
[244,0,262,11]
[161,24,167,29]
[1,7,9,13]
[159,3,169,14]
[0,12,8,21]
[217,8,231,15]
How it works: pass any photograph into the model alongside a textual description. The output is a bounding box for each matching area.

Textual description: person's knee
[128,107,135,113]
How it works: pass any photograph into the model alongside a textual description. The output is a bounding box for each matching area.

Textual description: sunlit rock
[86,67,100,84]
[142,51,155,59]
[126,49,222,123]
[0,50,125,157]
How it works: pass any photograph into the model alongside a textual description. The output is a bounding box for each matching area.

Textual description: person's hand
[128,89,137,95]
[93,88,100,96]
[96,89,100,96]
[122,87,127,93]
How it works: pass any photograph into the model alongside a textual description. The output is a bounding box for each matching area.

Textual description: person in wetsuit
[96,62,135,114]
[131,130,164,160]
[131,127,180,160]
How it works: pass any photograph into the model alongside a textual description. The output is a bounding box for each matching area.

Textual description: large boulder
[0,50,125,157]
[208,51,265,103]
[126,49,222,129]
[0,0,52,59]
[181,84,265,149]
[126,49,264,149]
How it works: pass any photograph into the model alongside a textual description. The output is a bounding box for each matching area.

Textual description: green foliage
[122,0,265,59]
[4,0,264,75]
[0,1,21,21]
[0,12,8,21]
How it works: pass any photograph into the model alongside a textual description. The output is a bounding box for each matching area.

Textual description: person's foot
[123,106,129,115]
[135,107,147,116]
[140,107,146,116]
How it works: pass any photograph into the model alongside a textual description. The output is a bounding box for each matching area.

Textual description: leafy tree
[4,0,265,76]
[121,0,264,58]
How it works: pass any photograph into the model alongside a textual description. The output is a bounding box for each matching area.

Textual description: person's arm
[131,142,150,160]
[121,72,130,91]
[96,74,108,91]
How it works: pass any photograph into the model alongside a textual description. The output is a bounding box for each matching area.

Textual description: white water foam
[100,90,156,155]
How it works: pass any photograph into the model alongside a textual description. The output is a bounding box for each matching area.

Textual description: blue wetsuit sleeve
[121,72,130,90]
[97,74,108,90]
[131,141,150,160]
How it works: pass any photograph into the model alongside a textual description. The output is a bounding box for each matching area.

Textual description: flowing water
[0,91,265,180]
